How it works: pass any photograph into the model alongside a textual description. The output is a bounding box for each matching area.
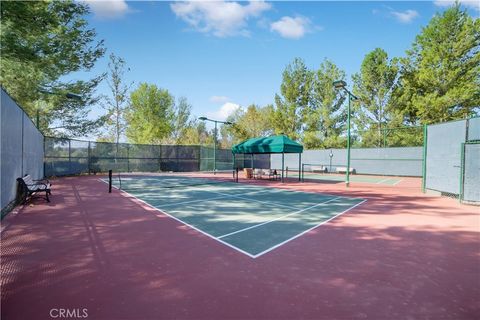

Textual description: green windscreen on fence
[45,137,273,177]
[45,138,206,176]
[44,138,258,177]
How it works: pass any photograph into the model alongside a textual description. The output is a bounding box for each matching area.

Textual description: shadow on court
[1,175,479,320]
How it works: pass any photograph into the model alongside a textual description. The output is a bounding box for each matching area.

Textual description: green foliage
[352,48,399,146]
[352,126,423,148]
[167,97,195,144]
[394,4,480,124]
[272,58,314,140]
[270,58,349,149]
[126,83,174,144]
[179,121,214,145]
[0,0,106,137]
[305,59,347,149]
[125,84,200,145]
[102,53,132,143]
[223,104,274,147]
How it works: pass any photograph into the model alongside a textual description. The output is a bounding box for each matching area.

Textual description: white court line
[98,178,367,259]
[207,191,298,210]
[159,188,271,207]
[392,179,403,186]
[103,181,258,258]
[217,197,341,239]
[109,178,330,218]
[158,195,230,207]
[251,199,367,258]
[376,177,392,184]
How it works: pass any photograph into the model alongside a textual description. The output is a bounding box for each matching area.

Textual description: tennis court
[107,175,366,257]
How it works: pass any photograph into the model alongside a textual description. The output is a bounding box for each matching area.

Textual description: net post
[298,153,301,181]
[422,124,428,193]
[301,163,304,182]
[108,170,112,193]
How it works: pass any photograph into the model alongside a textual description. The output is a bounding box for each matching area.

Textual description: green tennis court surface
[301,173,402,185]
[107,176,366,258]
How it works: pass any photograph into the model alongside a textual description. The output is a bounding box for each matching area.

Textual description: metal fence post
[88,141,91,174]
[422,124,428,193]
[459,142,465,203]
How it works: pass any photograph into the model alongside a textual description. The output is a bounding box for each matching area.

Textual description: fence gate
[424,116,480,204]
[461,142,480,204]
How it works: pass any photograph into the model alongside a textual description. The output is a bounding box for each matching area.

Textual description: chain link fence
[272,147,423,177]
[352,126,423,148]
[199,147,270,172]
[44,138,254,176]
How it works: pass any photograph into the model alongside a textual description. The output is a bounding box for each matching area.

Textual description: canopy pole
[251,154,254,169]
[232,153,236,176]
[281,152,284,183]
[298,153,301,181]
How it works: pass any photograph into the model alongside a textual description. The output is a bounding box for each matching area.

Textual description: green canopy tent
[232,135,304,182]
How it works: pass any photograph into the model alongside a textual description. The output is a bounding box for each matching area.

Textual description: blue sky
[77,0,479,135]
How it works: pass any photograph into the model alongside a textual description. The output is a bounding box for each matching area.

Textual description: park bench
[266,169,281,181]
[311,165,328,173]
[253,169,281,180]
[253,168,264,179]
[16,175,51,203]
[336,167,355,174]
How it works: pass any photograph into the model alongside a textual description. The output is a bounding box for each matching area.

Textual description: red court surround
[1,174,479,319]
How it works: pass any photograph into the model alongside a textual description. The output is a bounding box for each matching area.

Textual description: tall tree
[0,1,106,136]
[395,4,480,124]
[352,48,399,146]
[306,59,347,149]
[272,58,313,140]
[103,53,132,143]
[179,121,213,145]
[223,104,274,146]
[166,97,194,144]
[126,83,174,144]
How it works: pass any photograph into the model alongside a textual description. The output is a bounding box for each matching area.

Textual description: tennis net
[108,171,237,192]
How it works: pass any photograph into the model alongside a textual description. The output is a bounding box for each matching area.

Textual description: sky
[75,0,479,136]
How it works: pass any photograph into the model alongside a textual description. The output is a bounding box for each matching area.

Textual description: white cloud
[84,0,131,19]
[210,95,230,104]
[270,16,312,39]
[207,102,241,120]
[170,1,272,37]
[434,0,480,11]
[391,9,419,23]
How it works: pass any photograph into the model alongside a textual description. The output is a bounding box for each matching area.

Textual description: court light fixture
[332,80,347,90]
[332,80,358,187]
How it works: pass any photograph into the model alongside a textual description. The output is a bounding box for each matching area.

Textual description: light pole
[198,117,233,174]
[333,80,358,187]
[37,89,82,129]
[329,149,333,173]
